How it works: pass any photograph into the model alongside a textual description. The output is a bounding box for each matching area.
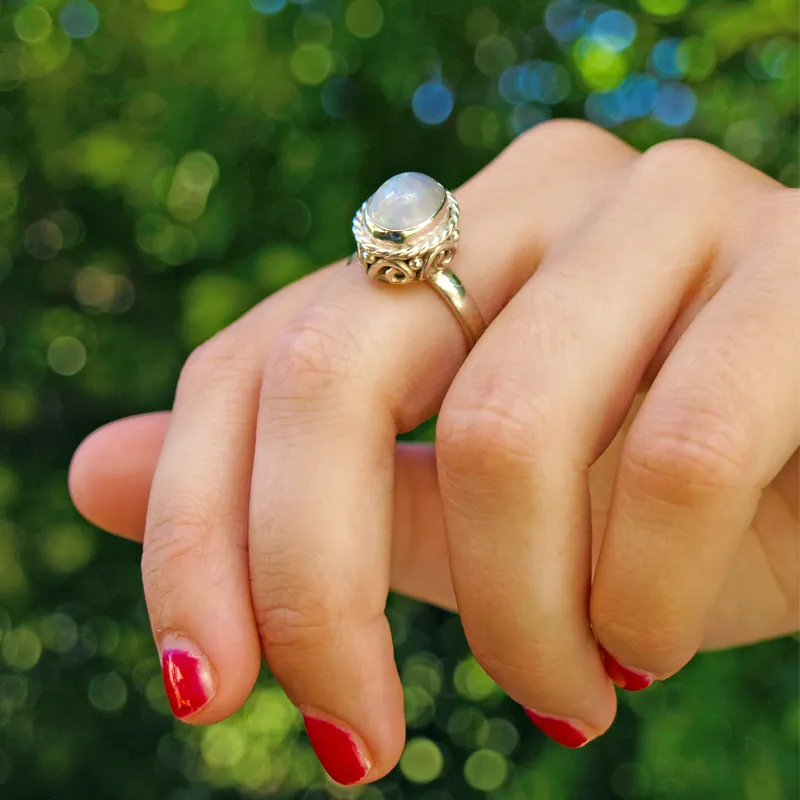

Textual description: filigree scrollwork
[367,258,417,284]
[352,191,461,286]
[421,242,457,280]
[350,179,486,352]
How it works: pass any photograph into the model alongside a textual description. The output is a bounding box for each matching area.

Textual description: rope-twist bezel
[353,192,460,279]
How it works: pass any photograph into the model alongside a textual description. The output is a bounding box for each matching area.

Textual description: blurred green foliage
[0,0,798,798]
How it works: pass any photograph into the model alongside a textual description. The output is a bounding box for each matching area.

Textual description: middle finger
[249,120,636,782]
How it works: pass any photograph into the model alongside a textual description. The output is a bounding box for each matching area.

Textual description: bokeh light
[464,748,509,791]
[574,37,630,91]
[531,61,572,104]
[586,73,661,128]
[501,61,572,107]
[2,628,42,671]
[619,74,660,118]
[59,1,100,40]
[40,614,80,654]
[475,35,516,76]
[46,337,88,376]
[510,104,551,135]
[320,75,358,117]
[399,737,444,784]
[651,38,684,78]
[760,36,797,79]
[87,673,128,713]
[290,43,332,84]
[480,716,520,755]
[638,0,689,16]
[499,65,529,105]
[654,82,697,126]
[678,37,717,81]
[345,0,384,39]
[545,0,586,43]
[457,105,501,149]
[250,0,288,13]
[591,10,637,52]
[586,89,626,128]
[24,220,63,260]
[412,81,454,125]
[465,6,499,46]
[13,5,52,44]
[166,151,219,222]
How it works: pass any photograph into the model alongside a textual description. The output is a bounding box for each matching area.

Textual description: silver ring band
[352,172,487,351]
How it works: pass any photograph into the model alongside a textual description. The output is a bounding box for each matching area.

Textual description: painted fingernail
[302,711,372,786]
[524,709,591,748]
[160,638,216,719]
[601,650,654,692]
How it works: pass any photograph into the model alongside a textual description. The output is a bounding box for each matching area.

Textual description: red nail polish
[161,646,214,719]
[302,713,371,786]
[601,651,654,692]
[524,709,589,748]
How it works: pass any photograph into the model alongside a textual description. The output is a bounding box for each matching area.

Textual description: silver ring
[351,172,487,351]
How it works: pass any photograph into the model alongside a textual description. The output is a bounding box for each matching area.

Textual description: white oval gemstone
[367,172,445,231]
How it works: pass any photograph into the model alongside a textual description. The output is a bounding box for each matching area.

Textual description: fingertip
[160,633,218,721]
[68,413,170,541]
[156,629,262,727]
[600,648,655,692]
[68,423,119,534]
[523,708,595,748]
[68,421,106,508]
[153,615,263,726]
[522,668,618,748]
[301,709,375,785]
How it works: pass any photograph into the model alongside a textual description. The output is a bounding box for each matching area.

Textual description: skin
[69,121,799,781]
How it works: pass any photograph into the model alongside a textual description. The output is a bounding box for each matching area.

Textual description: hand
[70,121,799,782]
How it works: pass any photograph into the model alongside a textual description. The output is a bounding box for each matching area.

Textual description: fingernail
[160,637,216,719]
[301,710,372,786]
[601,650,654,692]
[524,709,591,748]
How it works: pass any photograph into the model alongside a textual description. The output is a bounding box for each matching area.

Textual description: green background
[0,0,798,797]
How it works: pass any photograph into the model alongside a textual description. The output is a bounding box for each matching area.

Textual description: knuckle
[437,376,553,479]
[515,118,612,159]
[144,508,213,566]
[471,647,529,690]
[263,311,358,401]
[179,330,259,396]
[251,543,345,653]
[142,508,214,607]
[254,584,340,653]
[461,603,592,701]
[471,640,571,690]
[621,409,753,505]
[637,138,720,177]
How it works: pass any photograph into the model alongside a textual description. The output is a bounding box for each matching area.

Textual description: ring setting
[352,172,486,349]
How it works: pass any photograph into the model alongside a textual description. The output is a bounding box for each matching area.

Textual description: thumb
[69,412,170,541]
[69,413,458,610]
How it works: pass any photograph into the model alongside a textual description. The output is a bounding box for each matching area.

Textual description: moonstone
[367,172,445,231]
